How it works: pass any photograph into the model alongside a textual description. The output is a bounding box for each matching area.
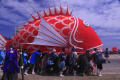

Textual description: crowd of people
[0,46,112,80]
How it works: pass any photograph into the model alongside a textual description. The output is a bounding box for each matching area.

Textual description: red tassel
[49,8,52,16]
[59,5,63,15]
[54,6,57,15]
[43,10,47,17]
[37,12,41,19]
[66,5,69,15]
[69,9,73,16]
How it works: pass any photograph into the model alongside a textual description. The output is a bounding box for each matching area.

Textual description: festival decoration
[112,46,118,53]
[0,6,102,54]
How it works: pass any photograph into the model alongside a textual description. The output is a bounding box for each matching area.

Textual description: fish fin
[0,34,7,49]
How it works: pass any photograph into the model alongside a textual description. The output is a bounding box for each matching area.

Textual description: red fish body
[0,6,102,54]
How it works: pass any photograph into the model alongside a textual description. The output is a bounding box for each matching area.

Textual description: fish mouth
[87,44,103,50]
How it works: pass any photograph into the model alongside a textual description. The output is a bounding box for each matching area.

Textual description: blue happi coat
[0,50,6,64]
[3,48,18,73]
[30,51,40,65]
[22,52,28,65]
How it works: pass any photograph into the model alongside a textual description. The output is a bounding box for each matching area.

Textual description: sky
[0,0,120,50]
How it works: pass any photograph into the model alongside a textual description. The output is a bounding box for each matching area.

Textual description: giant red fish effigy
[0,6,103,54]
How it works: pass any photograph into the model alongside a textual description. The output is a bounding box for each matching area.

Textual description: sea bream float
[0,6,102,54]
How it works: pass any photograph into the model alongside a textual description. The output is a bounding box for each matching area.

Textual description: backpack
[94,52,105,64]
[46,59,54,66]
[59,52,66,61]
[69,53,77,66]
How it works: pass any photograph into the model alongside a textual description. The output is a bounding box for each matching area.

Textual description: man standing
[91,48,105,77]
[58,47,66,77]
[104,48,111,63]
[68,47,78,76]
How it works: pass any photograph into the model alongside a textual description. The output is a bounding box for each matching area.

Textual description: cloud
[1,0,120,27]
[1,0,119,30]
[1,0,35,17]
[0,20,15,26]
[0,0,54,25]
[95,28,120,49]
[0,7,27,24]
[96,29,120,36]
[50,0,120,30]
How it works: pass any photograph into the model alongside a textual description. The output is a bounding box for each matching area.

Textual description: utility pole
[19,46,24,80]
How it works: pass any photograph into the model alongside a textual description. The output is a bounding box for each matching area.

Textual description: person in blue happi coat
[22,49,29,75]
[2,46,19,80]
[29,50,41,74]
[0,48,6,68]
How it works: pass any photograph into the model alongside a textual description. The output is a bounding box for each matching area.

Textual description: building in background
[15,26,24,35]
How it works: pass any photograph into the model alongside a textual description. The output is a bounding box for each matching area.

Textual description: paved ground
[102,54,120,74]
[0,54,120,80]
[23,74,120,80]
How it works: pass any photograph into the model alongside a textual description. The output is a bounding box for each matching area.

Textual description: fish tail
[0,33,7,50]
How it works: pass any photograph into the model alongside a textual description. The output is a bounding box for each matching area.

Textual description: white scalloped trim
[73,18,83,43]
[69,17,83,49]
[87,44,103,50]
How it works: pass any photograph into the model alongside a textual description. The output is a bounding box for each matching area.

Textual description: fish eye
[83,21,89,27]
